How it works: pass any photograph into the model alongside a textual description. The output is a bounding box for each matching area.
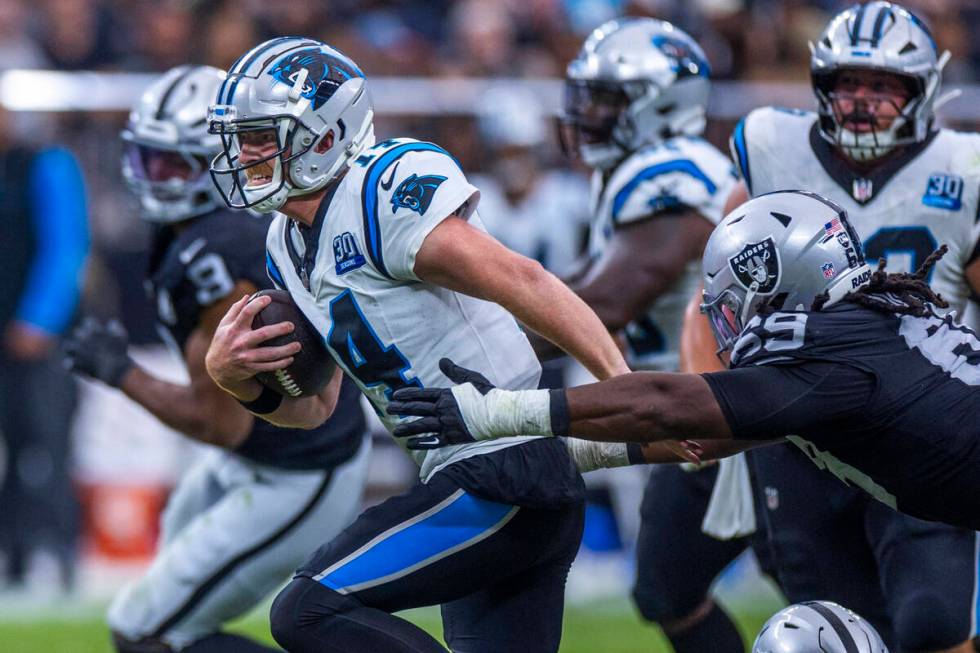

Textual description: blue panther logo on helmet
[651,34,710,78]
[268,47,364,110]
[390,174,447,215]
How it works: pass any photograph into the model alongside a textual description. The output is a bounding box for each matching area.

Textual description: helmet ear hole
[315,130,334,155]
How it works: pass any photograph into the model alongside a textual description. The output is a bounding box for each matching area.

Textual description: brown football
[248,289,335,397]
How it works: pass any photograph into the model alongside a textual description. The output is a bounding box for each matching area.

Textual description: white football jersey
[735,107,980,323]
[266,138,542,482]
[589,136,737,369]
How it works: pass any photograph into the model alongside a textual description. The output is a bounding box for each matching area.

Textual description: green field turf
[0,600,774,653]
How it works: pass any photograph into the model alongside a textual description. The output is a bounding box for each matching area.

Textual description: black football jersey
[704,300,980,530]
[146,209,365,470]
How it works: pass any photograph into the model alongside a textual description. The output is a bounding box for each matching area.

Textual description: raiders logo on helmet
[729,237,780,294]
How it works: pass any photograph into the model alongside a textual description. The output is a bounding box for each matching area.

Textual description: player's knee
[270,577,354,649]
[110,630,173,653]
[631,581,704,625]
[891,591,969,652]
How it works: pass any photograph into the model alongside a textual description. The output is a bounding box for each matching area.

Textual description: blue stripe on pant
[316,489,518,594]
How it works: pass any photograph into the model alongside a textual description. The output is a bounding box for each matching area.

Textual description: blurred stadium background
[0,0,978,651]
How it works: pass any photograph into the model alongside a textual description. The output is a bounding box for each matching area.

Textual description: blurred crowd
[3,0,980,80]
[0,0,979,592]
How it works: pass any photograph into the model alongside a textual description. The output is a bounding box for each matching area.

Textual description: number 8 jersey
[265,138,543,481]
[732,106,980,321]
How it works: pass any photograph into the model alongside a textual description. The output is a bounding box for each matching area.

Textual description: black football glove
[389,358,495,450]
[63,317,134,388]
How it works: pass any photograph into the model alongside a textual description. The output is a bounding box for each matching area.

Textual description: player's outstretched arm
[389,358,728,446]
[205,293,341,429]
[414,215,630,380]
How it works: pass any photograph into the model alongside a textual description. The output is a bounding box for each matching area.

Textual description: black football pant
[0,352,79,587]
[271,439,586,653]
[749,443,978,652]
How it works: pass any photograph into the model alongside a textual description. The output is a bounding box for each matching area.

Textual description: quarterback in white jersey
[202,38,641,653]
[685,4,980,651]
[263,137,547,481]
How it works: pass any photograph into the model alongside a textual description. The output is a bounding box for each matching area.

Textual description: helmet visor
[123,142,207,185]
[700,289,744,355]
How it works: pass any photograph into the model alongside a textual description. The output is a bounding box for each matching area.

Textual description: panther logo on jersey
[268,48,363,110]
[390,174,447,215]
[730,237,780,294]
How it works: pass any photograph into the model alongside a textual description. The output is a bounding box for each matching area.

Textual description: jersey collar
[284,182,340,289]
[808,123,939,206]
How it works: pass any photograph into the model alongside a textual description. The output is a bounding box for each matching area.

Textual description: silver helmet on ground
[810,2,948,162]
[121,65,225,223]
[701,190,872,353]
[208,37,375,213]
[560,17,711,170]
[753,601,889,653]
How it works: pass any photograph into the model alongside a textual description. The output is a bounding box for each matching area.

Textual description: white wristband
[563,438,630,473]
[450,385,553,440]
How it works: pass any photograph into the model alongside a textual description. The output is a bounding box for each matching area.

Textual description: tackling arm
[414,215,630,380]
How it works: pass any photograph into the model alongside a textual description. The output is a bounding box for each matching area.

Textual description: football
[248,289,335,397]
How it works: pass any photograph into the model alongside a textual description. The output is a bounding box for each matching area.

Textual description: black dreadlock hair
[817,245,950,316]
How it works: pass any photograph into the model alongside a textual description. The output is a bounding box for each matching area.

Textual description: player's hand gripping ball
[248,290,335,397]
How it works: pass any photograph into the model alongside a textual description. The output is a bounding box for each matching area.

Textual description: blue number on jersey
[922,173,963,211]
[327,289,421,401]
[863,226,938,280]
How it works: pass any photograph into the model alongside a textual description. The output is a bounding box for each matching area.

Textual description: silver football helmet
[811,2,949,162]
[560,17,711,169]
[121,65,225,223]
[208,37,375,213]
[701,190,872,353]
[754,601,889,653]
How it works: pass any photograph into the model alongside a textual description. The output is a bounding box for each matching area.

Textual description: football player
[202,38,669,653]
[63,65,371,653]
[389,190,980,534]
[551,18,753,653]
[693,3,980,651]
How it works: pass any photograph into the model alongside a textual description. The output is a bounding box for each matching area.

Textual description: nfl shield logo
[852,178,873,203]
[765,487,779,511]
[729,237,780,294]
[821,262,836,279]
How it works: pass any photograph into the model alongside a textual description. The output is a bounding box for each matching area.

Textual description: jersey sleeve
[366,146,479,281]
[608,141,734,227]
[702,361,873,441]
[730,107,808,197]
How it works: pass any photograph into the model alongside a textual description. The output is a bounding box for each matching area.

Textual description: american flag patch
[821,217,844,243]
